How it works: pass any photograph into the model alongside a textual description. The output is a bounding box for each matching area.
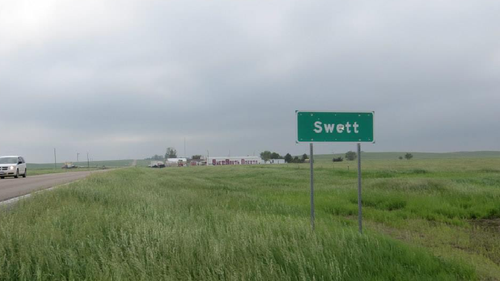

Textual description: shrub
[345,151,357,161]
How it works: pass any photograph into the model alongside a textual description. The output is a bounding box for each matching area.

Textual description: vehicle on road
[0,156,27,179]
[62,162,77,169]
[148,161,165,168]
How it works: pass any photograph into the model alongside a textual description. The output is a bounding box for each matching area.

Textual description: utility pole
[87,152,89,169]
[77,152,80,163]
[184,137,186,158]
[54,148,57,169]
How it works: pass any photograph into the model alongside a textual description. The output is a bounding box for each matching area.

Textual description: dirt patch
[479,168,500,173]
[470,218,500,233]
[469,219,500,267]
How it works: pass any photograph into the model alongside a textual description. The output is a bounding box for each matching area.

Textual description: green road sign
[296,111,374,143]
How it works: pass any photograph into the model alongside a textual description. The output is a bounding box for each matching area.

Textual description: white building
[207,156,263,166]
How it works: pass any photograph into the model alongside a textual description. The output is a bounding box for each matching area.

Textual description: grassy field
[0,155,499,279]
[136,159,156,167]
[315,151,500,161]
[27,159,135,176]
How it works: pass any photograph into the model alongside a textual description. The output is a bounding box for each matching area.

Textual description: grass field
[315,151,500,161]
[0,155,499,279]
[27,159,135,176]
[135,159,156,167]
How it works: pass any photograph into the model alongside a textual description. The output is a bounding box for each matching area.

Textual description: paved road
[0,171,102,202]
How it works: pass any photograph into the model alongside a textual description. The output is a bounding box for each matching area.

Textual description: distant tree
[270,152,281,159]
[301,154,309,163]
[399,156,403,160]
[293,156,300,163]
[284,153,293,163]
[405,153,413,160]
[345,151,357,161]
[165,147,177,159]
[149,154,164,160]
[260,151,272,162]
[192,155,202,160]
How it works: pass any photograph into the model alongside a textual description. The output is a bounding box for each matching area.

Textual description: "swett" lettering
[313,121,359,134]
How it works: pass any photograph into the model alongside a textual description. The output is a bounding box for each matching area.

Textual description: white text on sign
[313,121,359,134]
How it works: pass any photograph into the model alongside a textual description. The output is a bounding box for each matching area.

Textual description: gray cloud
[1,0,499,162]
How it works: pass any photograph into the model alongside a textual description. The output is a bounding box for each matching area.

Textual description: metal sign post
[310,143,315,230]
[357,143,362,234]
[296,111,374,233]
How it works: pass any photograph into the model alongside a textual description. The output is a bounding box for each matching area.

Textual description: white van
[0,156,27,179]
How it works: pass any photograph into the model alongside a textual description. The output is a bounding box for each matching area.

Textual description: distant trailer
[207,156,263,166]
[166,158,187,167]
[266,159,286,164]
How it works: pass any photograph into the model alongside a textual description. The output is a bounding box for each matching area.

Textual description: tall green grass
[0,163,487,280]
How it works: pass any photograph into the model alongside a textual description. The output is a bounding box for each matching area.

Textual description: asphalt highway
[0,171,100,202]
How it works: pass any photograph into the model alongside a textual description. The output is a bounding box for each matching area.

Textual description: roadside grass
[248,159,500,279]
[2,158,499,280]
[27,168,103,176]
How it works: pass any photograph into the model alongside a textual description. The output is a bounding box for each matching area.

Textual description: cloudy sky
[1,0,499,163]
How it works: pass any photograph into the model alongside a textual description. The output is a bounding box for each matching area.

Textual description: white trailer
[266,159,286,164]
[165,158,187,167]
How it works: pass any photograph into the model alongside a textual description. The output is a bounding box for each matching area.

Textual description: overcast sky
[1,0,499,163]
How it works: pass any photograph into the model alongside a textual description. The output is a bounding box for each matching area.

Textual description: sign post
[357,143,362,234]
[296,111,374,233]
[310,143,315,230]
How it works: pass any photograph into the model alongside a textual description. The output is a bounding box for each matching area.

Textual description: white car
[0,156,27,179]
